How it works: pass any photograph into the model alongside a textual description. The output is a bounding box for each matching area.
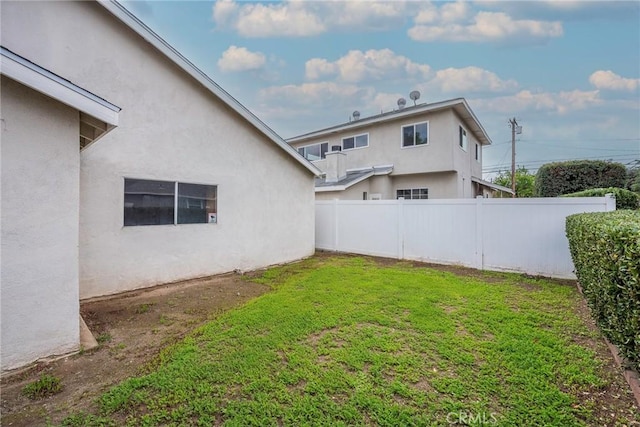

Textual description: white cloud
[217,46,266,72]
[234,2,326,37]
[211,0,409,38]
[589,70,639,91]
[305,49,430,83]
[429,67,518,93]
[212,0,238,28]
[409,8,563,43]
[474,89,601,114]
[258,82,373,106]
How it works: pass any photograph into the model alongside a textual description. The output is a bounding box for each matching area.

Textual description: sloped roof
[471,176,514,195]
[97,0,320,176]
[287,98,492,146]
[315,165,394,192]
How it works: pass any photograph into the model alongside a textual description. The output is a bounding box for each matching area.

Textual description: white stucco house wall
[287,98,513,200]
[0,0,319,372]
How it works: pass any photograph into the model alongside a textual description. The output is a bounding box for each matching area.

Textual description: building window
[298,142,328,161]
[402,122,428,147]
[342,133,368,150]
[124,178,217,226]
[459,126,468,151]
[363,192,368,200]
[396,188,429,200]
[475,143,480,161]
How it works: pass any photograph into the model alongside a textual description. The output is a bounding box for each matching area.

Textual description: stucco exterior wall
[1,1,315,299]
[291,110,457,176]
[0,77,80,370]
[316,179,371,201]
[291,107,486,199]
[392,173,458,199]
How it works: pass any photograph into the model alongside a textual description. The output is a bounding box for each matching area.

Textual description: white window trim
[459,126,468,152]
[297,141,329,162]
[396,188,429,200]
[400,121,429,149]
[341,132,369,151]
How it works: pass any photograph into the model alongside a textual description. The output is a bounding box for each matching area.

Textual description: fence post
[333,199,339,251]
[397,199,404,260]
[475,196,484,270]
[604,193,616,212]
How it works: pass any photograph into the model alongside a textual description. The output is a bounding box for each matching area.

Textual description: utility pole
[509,118,521,198]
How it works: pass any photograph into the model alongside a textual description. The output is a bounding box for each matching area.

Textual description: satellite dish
[352,110,360,120]
[409,90,421,105]
[397,98,407,109]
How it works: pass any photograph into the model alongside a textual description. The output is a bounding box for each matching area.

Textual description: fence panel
[402,200,478,268]
[315,196,614,278]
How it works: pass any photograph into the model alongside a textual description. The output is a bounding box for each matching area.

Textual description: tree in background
[627,167,640,193]
[493,166,536,198]
[535,160,627,197]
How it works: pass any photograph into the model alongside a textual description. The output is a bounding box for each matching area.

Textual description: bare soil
[1,254,638,426]
[1,272,269,426]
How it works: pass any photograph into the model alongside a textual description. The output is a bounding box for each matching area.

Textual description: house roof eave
[287,98,492,146]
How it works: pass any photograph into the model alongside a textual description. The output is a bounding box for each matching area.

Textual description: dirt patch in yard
[0,273,270,427]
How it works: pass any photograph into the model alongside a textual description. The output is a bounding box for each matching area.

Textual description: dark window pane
[177,183,217,224]
[415,123,428,145]
[343,137,355,150]
[402,126,414,147]
[298,147,304,156]
[321,143,328,159]
[124,179,175,226]
[355,134,368,148]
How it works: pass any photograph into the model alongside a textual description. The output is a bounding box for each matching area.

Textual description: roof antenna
[409,90,421,106]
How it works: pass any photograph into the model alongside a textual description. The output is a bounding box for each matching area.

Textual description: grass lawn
[63,255,639,426]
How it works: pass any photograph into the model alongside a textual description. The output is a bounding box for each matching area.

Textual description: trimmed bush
[562,187,639,210]
[566,210,640,371]
[536,160,627,197]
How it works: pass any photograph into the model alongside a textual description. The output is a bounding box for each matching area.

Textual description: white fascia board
[97,0,321,177]
[1,47,121,126]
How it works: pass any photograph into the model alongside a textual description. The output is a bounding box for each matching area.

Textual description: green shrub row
[536,160,627,197]
[562,187,639,210]
[566,210,640,371]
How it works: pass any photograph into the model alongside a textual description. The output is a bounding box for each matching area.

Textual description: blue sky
[122,0,640,179]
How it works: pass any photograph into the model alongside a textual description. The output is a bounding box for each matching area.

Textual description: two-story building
[287,97,512,200]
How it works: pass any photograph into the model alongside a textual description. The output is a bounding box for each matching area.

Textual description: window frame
[459,126,468,152]
[396,188,429,200]
[401,121,429,149]
[475,143,480,162]
[123,178,218,227]
[341,132,369,151]
[297,142,329,162]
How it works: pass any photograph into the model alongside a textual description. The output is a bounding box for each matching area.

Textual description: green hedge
[566,210,640,371]
[562,187,639,210]
[536,160,627,197]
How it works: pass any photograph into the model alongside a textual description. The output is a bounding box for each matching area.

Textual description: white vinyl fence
[315,196,616,279]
